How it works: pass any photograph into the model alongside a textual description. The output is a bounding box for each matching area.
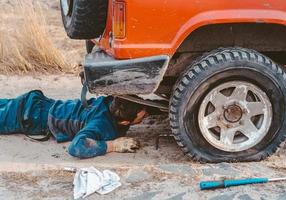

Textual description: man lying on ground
[0,90,147,158]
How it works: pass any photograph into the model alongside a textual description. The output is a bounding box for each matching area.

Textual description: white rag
[73,167,121,199]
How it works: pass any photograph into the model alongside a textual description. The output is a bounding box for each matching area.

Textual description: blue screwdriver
[200,177,286,190]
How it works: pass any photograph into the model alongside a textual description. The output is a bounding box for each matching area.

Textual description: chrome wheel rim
[198,81,272,152]
[61,0,73,16]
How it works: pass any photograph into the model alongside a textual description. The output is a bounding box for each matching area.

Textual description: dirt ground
[0,0,286,200]
[0,76,285,200]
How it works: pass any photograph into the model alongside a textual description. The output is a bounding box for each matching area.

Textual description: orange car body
[98,0,286,59]
[84,0,286,95]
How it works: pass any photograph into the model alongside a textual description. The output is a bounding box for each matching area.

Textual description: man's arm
[68,122,140,158]
[68,122,108,158]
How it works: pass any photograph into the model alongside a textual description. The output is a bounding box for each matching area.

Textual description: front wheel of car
[170,47,286,163]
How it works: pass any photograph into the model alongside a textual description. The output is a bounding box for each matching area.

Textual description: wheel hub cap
[198,81,272,152]
[224,104,242,123]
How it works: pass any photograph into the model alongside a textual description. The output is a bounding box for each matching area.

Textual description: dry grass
[0,1,72,74]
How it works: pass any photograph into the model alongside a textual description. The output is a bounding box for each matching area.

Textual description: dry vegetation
[0,1,73,74]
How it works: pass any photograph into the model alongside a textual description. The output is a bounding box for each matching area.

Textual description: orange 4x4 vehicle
[61,0,286,162]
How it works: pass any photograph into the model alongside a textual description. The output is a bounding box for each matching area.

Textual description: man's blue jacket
[48,95,119,158]
[0,91,120,158]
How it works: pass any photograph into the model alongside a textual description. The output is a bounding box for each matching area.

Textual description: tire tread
[169,47,286,163]
[61,0,108,39]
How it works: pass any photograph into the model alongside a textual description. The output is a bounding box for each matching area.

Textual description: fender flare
[170,9,286,55]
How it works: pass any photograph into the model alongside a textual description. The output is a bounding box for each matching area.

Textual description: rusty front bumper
[83,49,169,95]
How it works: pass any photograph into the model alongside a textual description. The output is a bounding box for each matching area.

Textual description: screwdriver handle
[200,178,269,190]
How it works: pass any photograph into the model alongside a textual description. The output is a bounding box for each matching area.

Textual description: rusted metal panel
[84,51,169,95]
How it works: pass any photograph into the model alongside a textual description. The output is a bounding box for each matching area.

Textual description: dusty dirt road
[0,75,285,200]
[0,1,286,199]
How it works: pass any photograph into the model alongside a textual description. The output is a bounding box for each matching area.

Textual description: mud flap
[84,50,169,95]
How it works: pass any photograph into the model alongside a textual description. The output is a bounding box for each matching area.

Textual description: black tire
[60,0,108,39]
[170,47,286,163]
[86,40,95,53]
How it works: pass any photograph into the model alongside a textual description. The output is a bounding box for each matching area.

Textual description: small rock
[238,194,254,200]
[159,164,193,176]
[165,192,186,200]
[277,192,286,200]
[125,169,152,183]
[51,153,60,158]
[209,193,237,200]
[126,191,160,200]
[203,163,239,176]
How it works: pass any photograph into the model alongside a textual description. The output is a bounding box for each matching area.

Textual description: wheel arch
[156,11,286,94]
[169,9,286,56]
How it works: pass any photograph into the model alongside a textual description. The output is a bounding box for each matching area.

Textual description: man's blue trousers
[0,90,55,135]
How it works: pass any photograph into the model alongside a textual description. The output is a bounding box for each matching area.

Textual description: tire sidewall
[60,0,74,29]
[173,53,286,162]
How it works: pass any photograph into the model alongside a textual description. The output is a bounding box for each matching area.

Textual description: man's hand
[109,137,140,153]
